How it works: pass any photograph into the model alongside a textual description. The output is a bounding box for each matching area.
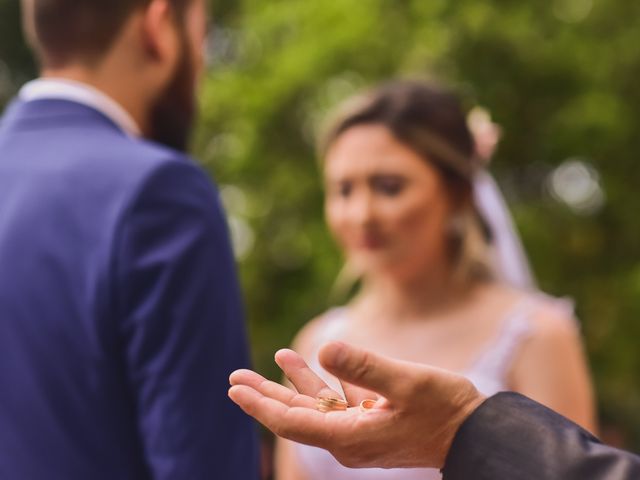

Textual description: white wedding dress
[292,294,573,480]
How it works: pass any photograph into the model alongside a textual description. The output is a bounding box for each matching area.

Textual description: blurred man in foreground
[0,0,258,478]
[230,342,640,479]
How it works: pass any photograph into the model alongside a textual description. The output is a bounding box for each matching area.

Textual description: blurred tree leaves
[199,0,640,447]
[2,0,640,448]
[0,0,35,104]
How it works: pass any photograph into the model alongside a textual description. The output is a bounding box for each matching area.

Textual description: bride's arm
[275,437,310,480]
[508,306,597,433]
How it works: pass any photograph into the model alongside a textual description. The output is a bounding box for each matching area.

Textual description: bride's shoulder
[508,286,579,339]
[487,283,578,336]
[291,307,347,358]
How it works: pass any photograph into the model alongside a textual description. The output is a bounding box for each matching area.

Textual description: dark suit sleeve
[113,160,259,479]
[442,392,640,480]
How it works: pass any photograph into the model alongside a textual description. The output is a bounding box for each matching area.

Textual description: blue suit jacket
[0,99,259,479]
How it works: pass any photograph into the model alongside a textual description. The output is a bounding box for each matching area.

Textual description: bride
[275,81,596,479]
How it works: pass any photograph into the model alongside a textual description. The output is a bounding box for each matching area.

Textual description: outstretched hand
[229,342,485,469]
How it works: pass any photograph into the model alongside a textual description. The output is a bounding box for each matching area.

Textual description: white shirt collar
[19,78,142,137]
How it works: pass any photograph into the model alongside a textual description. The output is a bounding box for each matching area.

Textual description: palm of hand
[229,343,484,470]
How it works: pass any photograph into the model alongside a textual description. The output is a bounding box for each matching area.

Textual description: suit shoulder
[78,132,214,194]
[98,134,197,175]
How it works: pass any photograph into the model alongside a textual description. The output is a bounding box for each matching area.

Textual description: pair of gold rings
[316,397,348,413]
[316,396,377,413]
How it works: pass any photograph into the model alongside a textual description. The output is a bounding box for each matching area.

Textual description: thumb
[319,342,408,400]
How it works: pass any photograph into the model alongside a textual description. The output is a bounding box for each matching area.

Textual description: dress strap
[307,308,349,395]
[465,299,536,382]
[465,293,580,394]
[315,307,349,346]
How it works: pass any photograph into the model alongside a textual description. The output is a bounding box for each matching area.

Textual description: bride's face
[324,124,454,281]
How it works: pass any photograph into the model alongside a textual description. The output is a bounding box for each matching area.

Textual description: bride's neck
[355,269,474,322]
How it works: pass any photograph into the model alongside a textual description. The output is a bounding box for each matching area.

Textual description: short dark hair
[25,0,190,67]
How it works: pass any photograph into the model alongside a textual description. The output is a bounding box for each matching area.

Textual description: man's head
[21,0,207,151]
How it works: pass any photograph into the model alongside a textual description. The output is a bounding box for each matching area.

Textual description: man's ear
[140,0,179,63]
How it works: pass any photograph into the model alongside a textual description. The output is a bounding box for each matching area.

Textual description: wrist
[437,392,487,469]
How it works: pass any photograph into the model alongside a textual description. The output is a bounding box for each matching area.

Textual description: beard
[148,31,198,152]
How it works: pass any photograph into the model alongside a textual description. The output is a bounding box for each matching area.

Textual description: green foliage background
[2,0,639,449]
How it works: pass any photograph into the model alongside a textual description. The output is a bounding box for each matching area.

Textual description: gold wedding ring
[316,396,348,413]
[359,399,377,412]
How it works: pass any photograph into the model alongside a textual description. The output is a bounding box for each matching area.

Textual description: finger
[319,342,414,400]
[230,369,316,408]
[275,349,343,401]
[229,368,267,387]
[228,385,355,447]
